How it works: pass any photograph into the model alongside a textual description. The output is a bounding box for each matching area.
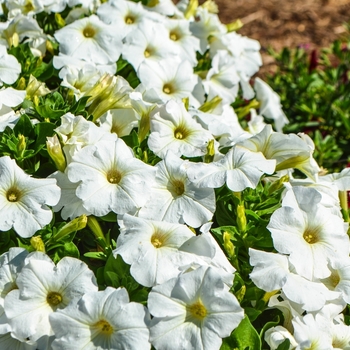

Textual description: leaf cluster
[266,34,350,172]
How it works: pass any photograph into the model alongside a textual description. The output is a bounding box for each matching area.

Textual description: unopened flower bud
[8,32,19,48]
[46,135,67,172]
[17,134,26,158]
[268,175,289,195]
[17,77,26,91]
[223,231,234,258]
[30,236,46,252]
[54,215,88,242]
[26,75,50,100]
[204,139,215,163]
[226,19,243,32]
[87,216,105,242]
[201,0,219,14]
[184,0,198,19]
[236,203,247,232]
[199,96,222,113]
[55,13,66,28]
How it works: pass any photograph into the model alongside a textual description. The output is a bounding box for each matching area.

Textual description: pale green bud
[26,75,50,100]
[236,99,260,119]
[199,96,222,113]
[339,190,349,222]
[223,231,234,258]
[46,135,67,172]
[236,203,247,233]
[204,139,215,163]
[201,0,219,13]
[268,175,289,195]
[30,236,45,252]
[87,216,105,242]
[226,19,243,32]
[55,13,66,28]
[54,215,88,242]
[17,134,26,157]
[184,0,198,19]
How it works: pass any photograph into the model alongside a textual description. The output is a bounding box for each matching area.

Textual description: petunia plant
[0,0,349,349]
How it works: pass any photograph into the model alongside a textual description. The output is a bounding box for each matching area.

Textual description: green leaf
[276,339,291,350]
[223,316,261,350]
[51,242,80,263]
[104,254,131,288]
[13,114,35,137]
[34,122,56,148]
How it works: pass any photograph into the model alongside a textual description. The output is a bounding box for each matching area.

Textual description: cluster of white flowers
[0,0,350,348]
[250,172,350,349]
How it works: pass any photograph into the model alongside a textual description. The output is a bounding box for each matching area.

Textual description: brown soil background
[208,0,350,74]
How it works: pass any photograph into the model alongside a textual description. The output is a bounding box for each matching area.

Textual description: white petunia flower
[59,63,103,100]
[4,253,98,349]
[0,248,28,335]
[0,87,26,110]
[0,332,37,350]
[320,257,350,304]
[122,20,177,71]
[239,125,320,181]
[264,326,297,350]
[187,145,276,192]
[53,53,117,77]
[268,186,350,280]
[210,31,262,78]
[254,78,289,132]
[50,287,151,350]
[115,214,203,287]
[0,45,21,86]
[163,18,200,67]
[50,171,91,220]
[98,108,138,137]
[189,7,226,53]
[292,313,333,349]
[0,156,61,238]
[148,100,213,158]
[97,0,155,37]
[249,248,340,312]
[138,58,197,104]
[54,113,113,164]
[203,50,240,105]
[138,151,215,228]
[148,266,244,350]
[67,136,156,217]
[321,167,350,191]
[191,104,249,149]
[54,15,123,65]
[331,317,350,350]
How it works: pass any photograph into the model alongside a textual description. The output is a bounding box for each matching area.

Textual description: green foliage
[266,37,350,172]
[221,316,261,350]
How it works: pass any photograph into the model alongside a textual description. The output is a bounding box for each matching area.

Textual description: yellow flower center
[125,16,135,24]
[169,179,185,197]
[187,300,207,320]
[151,231,165,248]
[170,31,180,41]
[6,187,21,202]
[322,269,341,290]
[110,123,121,135]
[24,0,34,12]
[83,25,96,38]
[106,169,121,184]
[163,83,173,94]
[174,125,189,140]
[144,48,151,58]
[94,320,114,336]
[303,227,320,244]
[47,292,63,307]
